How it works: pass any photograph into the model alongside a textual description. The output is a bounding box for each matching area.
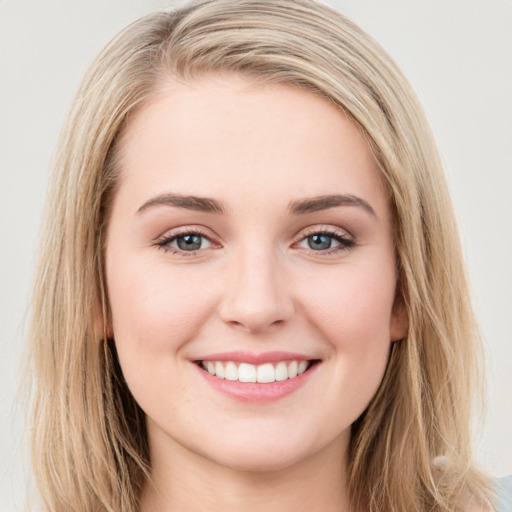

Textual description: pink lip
[195,350,314,365]
[192,358,320,403]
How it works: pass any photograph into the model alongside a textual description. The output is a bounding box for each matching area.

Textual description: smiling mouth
[196,359,320,384]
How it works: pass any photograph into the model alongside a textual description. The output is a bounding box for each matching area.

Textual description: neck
[140,429,352,512]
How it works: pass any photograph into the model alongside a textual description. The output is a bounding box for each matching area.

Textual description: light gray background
[1,0,511,508]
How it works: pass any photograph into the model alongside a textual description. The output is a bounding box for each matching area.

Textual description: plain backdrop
[1,0,511,508]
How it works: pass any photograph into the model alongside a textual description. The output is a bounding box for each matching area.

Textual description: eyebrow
[136,192,376,217]
[137,193,226,215]
[288,194,376,217]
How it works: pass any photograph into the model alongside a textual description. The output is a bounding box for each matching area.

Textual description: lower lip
[193,362,319,403]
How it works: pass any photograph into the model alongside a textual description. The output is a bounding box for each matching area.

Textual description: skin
[105,74,408,512]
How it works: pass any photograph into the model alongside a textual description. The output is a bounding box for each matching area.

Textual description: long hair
[28,1,490,510]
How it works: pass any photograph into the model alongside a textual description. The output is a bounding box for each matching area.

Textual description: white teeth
[256,363,275,383]
[238,363,256,383]
[225,362,238,381]
[288,361,298,378]
[275,362,288,381]
[297,360,308,375]
[215,361,225,379]
[200,359,313,383]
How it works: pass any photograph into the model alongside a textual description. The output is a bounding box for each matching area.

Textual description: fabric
[494,475,512,512]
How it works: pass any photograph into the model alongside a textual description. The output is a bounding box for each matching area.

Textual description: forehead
[114,74,390,220]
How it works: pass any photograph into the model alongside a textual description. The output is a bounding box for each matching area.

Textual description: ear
[389,294,408,342]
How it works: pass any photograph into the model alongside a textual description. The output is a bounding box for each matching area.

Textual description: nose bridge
[219,239,293,333]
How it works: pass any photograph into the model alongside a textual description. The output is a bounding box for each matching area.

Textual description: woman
[28,0,504,510]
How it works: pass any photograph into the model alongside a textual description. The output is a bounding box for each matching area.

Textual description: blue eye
[155,231,214,253]
[296,230,354,253]
[307,234,334,250]
[175,233,203,251]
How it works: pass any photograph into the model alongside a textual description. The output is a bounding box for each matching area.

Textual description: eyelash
[154,228,213,256]
[297,228,355,255]
[153,227,355,256]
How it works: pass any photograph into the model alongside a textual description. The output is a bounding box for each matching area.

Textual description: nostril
[224,316,287,334]
[219,295,294,334]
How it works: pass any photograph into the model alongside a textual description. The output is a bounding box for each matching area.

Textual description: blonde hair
[29,1,490,511]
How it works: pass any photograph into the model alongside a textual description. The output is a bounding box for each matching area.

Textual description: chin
[209,446,311,473]
[195,428,333,474]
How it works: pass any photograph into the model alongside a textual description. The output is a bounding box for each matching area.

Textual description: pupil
[308,234,332,250]
[177,234,202,251]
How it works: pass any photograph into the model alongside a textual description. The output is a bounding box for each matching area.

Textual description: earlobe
[390,297,409,342]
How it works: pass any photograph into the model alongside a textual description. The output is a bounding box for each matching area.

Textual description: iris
[307,234,333,250]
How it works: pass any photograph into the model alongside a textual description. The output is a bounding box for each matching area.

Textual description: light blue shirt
[494,475,512,512]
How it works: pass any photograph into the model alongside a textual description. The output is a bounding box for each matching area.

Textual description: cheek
[301,265,396,421]
[106,260,219,415]
[107,258,215,356]
[296,260,396,393]
[299,261,397,343]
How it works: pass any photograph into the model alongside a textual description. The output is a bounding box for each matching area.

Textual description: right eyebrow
[136,193,226,215]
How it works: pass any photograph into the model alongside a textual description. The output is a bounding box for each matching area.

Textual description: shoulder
[465,475,512,512]
[492,475,512,512]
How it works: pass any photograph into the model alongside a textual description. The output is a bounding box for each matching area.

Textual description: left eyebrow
[288,194,376,217]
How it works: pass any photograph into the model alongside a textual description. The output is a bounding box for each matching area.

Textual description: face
[105,74,407,473]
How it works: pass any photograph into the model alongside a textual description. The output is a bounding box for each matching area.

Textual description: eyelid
[298,224,353,239]
[152,225,217,242]
[294,224,354,243]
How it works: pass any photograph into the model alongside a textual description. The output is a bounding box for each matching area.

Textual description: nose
[218,246,294,334]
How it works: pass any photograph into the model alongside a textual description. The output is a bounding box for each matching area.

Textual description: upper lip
[194,351,317,365]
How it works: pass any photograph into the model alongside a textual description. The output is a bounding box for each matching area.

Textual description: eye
[296,229,355,254]
[174,233,207,251]
[154,229,215,255]
[306,233,336,251]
